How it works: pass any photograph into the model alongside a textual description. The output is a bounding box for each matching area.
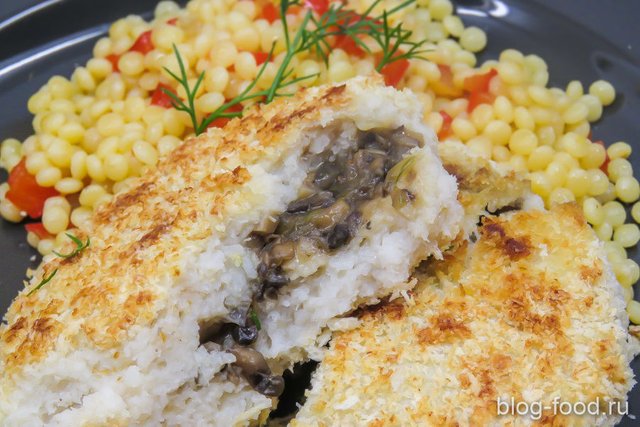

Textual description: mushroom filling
[201,308,285,397]
[253,126,422,299]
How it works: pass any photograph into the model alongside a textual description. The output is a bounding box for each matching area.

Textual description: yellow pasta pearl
[614,223,640,248]
[627,301,640,325]
[459,26,486,53]
[86,154,107,182]
[508,129,537,156]
[70,150,88,180]
[589,80,616,106]
[527,146,555,171]
[529,172,553,198]
[595,222,613,241]
[607,158,633,183]
[493,96,514,123]
[615,176,640,203]
[97,112,125,137]
[587,169,610,196]
[25,152,51,175]
[152,24,184,51]
[47,138,74,168]
[482,120,511,146]
[565,168,590,198]
[118,51,145,76]
[469,104,494,131]
[36,167,62,187]
[442,15,464,37]
[580,142,606,169]
[491,145,511,163]
[565,80,584,100]
[545,162,567,188]
[632,202,640,223]
[513,106,535,130]
[0,198,25,223]
[234,51,258,80]
[104,154,129,181]
[583,197,604,225]
[536,126,556,146]
[579,94,603,122]
[328,61,356,83]
[429,0,454,20]
[562,102,589,125]
[54,178,83,195]
[607,141,632,160]
[133,140,159,166]
[602,201,627,227]
[616,259,640,288]
[42,205,69,235]
[79,184,106,208]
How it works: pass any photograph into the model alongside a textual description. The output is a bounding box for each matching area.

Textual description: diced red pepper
[438,111,453,141]
[467,90,495,113]
[333,34,366,57]
[462,68,497,93]
[206,104,244,129]
[594,140,610,173]
[130,30,154,55]
[6,159,59,219]
[167,18,178,25]
[261,2,279,23]
[378,58,410,88]
[463,68,497,113]
[150,83,177,108]
[431,64,463,97]
[304,0,329,15]
[252,51,270,65]
[106,54,120,72]
[25,222,51,239]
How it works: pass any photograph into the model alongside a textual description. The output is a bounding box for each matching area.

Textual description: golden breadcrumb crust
[0,81,358,375]
[293,204,635,427]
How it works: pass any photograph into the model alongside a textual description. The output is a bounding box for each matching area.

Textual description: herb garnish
[249,308,262,331]
[165,0,427,136]
[27,269,57,296]
[52,233,91,259]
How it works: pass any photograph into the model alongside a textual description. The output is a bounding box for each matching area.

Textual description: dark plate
[1,0,639,423]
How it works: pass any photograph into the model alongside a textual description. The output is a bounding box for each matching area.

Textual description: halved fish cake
[292,204,638,427]
[0,77,462,426]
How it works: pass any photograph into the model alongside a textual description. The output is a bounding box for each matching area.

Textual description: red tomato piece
[304,0,329,15]
[438,111,453,141]
[6,159,59,219]
[151,83,177,108]
[106,54,120,72]
[25,222,51,239]
[252,51,270,65]
[261,3,279,23]
[206,104,244,129]
[378,56,409,88]
[130,30,154,55]
[462,68,497,93]
[594,140,610,173]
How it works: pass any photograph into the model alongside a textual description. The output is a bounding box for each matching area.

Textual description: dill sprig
[52,233,90,259]
[27,269,57,296]
[165,0,426,135]
[249,308,262,331]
